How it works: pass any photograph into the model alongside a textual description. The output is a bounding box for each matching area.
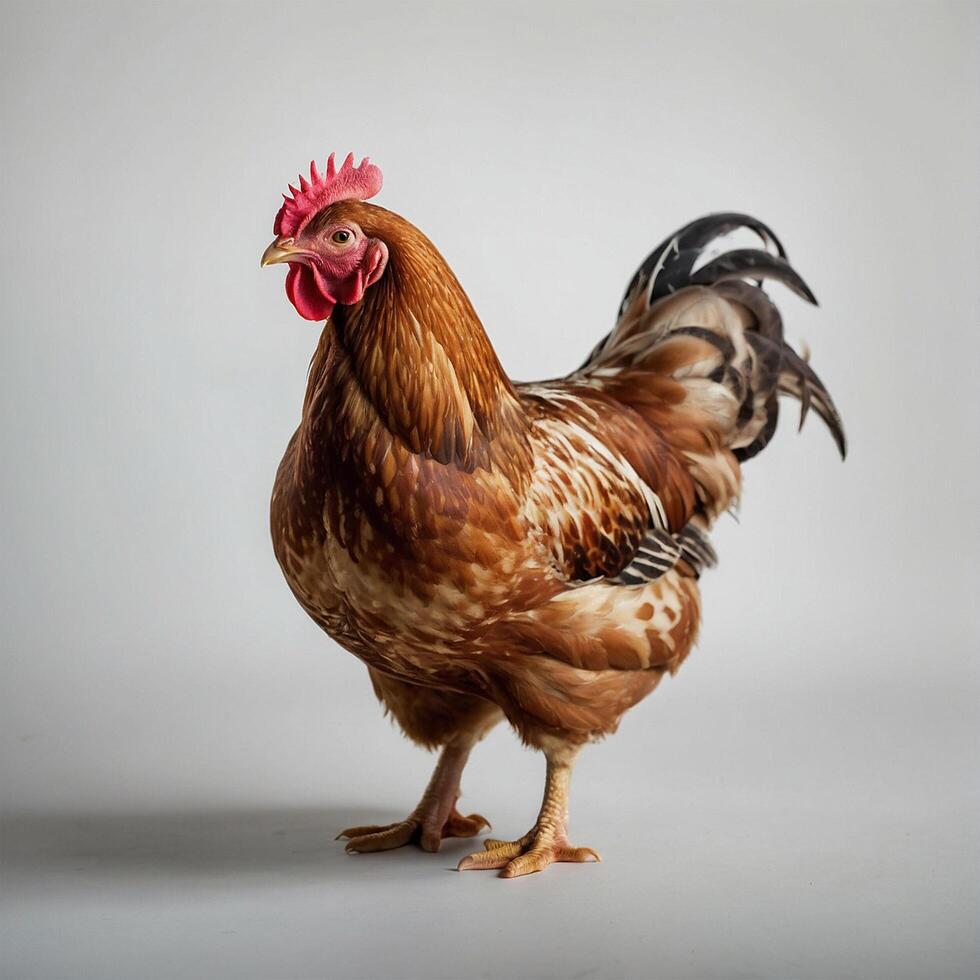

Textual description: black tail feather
[690,250,818,305]
[746,333,847,459]
[715,280,785,343]
[589,211,846,463]
[734,396,781,462]
[619,212,787,316]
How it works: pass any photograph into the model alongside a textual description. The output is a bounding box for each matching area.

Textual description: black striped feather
[611,523,717,585]
[612,529,681,585]
[677,524,718,574]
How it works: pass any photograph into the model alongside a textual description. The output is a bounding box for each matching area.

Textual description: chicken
[262,153,846,878]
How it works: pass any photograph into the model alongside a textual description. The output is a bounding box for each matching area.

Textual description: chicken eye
[331,229,353,245]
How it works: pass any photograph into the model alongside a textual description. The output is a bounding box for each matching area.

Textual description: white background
[2,2,977,978]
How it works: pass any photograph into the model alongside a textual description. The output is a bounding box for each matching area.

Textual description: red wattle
[285,263,335,321]
[335,268,366,305]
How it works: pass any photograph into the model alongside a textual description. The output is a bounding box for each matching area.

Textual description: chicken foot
[339,740,488,854]
[457,744,599,878]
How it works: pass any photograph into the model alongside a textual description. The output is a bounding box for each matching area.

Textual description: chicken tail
[580,213,846,468]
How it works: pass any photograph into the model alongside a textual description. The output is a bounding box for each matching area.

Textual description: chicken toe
[340,805,489,854]
[458,825,599,877]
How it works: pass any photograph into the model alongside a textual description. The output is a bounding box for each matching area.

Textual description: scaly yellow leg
[458,745,599,878]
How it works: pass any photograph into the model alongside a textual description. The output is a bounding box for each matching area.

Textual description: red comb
[274,153,383,237]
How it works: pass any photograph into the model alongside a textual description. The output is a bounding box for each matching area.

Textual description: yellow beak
[261,237,306,267]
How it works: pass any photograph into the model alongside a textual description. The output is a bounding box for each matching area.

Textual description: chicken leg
[339,738,489,853]
[457,742,599,878]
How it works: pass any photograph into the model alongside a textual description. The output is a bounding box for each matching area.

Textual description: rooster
[263,153,845,878]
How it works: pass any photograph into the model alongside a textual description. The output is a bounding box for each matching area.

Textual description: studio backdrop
[1,2,977,979]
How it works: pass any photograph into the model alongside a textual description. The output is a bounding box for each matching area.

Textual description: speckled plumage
[267,194,845,876]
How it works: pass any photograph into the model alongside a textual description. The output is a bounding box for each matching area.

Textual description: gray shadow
[0,805,478,880]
